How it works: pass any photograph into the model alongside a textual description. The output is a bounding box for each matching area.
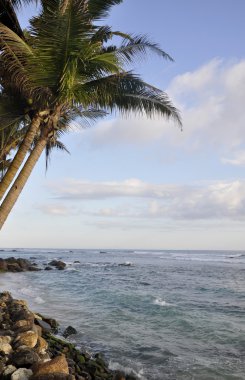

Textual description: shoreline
[0,290,137,380]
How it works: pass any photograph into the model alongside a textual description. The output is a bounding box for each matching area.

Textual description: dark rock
[63,326,77,338]
[0,259,7,272]
[11,348,40,367]
[35,319,52,333]
[74,261,80,264]
[48,260,66,270]
[44,266,53,271]
[29,266,41,271]
[37,315,59,334]
[113,371,126,380]
[6,263,22,272]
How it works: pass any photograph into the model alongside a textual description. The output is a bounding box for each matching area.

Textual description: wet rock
[36,315,59,334]
[32,355,69,376]
[44,267,53,271]
[73,261,80,264]
[48,260,66,270]
[11,368,33,380]
[63,326,77,338]
[113,371,126,380]
[0,258,7,271]
[35,320,52,333]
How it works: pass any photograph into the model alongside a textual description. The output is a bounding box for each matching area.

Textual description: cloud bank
[45,178,245,221]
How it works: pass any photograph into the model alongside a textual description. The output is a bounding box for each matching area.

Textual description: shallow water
[0,249,245,379]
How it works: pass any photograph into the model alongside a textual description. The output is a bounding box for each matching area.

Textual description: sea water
[0,249,244,379]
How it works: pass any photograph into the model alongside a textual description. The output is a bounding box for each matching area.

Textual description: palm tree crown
[0,0,181,228]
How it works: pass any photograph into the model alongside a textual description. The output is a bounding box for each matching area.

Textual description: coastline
[0,290,136,380]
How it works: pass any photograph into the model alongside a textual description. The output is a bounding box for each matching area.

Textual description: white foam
[34,296,45,304]
[153,297,171,307]
[109,360,145,379]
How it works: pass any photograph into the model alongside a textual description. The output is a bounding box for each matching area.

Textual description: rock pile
[0,292,136,380]
[0,258,40,273]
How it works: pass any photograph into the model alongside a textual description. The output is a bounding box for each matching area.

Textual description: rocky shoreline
[0,257,67,272]
[0,259,137,380]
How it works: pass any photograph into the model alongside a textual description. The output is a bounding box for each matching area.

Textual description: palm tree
[0,0,181,229]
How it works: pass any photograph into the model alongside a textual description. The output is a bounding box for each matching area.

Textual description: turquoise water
[0,249,245,379]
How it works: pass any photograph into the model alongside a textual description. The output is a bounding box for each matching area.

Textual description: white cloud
[89,59,245,154]
[222,150,245,166]
[48,178,245,221]
[36,203,75,216]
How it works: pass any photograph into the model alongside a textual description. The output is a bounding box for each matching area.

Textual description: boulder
[3,365,17,377]
[113,372,126,380]
[15,331,38,348]
[35,319,52,333]
[44,267,53,271]
[48,260,66,270]
[63,326,77,338]
[11,368,33,380]
[14,319,34,333]
[0,258,7,271]
[32,355,69,376]
[0,342,13,355]
[11,348,40,367]
[36,336,48,355]
[6,263,22,272]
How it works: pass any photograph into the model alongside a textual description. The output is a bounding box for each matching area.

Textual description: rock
[73,261,80,264]
[32,355,69,376]
[15,331,38,348]
[0,258,7,271]
[0,336,12,344]
[35,319,52,333]
[3,365,17,377]
[44,267,53,271]
[14,319,34,333]
[48,260,66,270]
[0,292,13,303]
[32,324,42,337]
[11,348,40,367]
[36,315,59,334]
[11,368,33,380]
[6,263,22,272]
[36,336,48,355]
[63,326,77,338]
[28,267,41,272]
[0,342,13,355]
[113,371,126,380]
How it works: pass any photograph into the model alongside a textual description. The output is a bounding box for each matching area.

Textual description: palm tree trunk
[0,114,42,201]
[0,136,47,230]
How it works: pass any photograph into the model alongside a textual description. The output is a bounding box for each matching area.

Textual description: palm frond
[116,35,173,64]
[0,0,24,37]
[87,0,123,19]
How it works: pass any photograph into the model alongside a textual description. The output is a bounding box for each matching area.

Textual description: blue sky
[1,0,245,249]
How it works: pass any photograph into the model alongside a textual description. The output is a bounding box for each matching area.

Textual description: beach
[0,249,245,379]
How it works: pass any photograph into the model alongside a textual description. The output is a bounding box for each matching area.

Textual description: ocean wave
[109,360,145,379]
[34,296,45,304]
[153,297,172,307]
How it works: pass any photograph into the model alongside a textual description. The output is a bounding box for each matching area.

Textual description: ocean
[0,249,244,379]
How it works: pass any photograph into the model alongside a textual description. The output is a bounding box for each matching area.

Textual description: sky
[1,0,245,250]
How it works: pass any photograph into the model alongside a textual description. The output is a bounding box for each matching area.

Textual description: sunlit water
[0,249,244,379]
